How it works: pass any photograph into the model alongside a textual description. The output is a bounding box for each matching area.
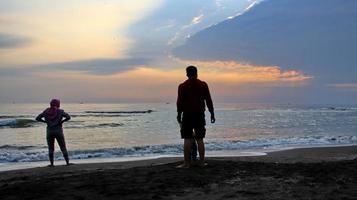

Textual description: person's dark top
[177,78,214,114]
[36,109,70,132]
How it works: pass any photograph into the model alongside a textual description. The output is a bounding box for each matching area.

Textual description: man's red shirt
[177,78,214,114]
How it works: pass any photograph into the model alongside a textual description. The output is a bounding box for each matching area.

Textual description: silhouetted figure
[36,99,71,166]
[177,66,215,168]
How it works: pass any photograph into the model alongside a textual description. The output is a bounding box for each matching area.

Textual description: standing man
[177,65,215,168]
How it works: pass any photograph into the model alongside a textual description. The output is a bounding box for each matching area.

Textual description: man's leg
[190,139,198,161]
[184,138,193,166]
[196,138,205,164]
[194,124,206,165]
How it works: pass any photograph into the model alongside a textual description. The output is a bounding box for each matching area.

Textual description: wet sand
[1,145,357,200]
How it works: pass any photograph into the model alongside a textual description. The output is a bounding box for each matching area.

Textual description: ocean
[1,103,357,170]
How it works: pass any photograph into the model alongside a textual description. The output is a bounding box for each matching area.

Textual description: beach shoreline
[1,145,357,199]
[1,143,357,172]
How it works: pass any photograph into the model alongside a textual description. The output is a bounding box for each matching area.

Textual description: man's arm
[204,83,215,123]
[176,85,183,124]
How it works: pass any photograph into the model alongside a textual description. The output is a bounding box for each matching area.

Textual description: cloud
[128,0,256,50]
[0,33,32,48]
[244,0,259,12]
[176,59,312,84]
[1,64,310,103]
[43,58,310,85]
[0,57,152,76]
[0,0,163,66]
[191,14,204,25]
[327,83,357,91]
[172,0,357,83]
[155,19,176,31]
[39,58,151,75]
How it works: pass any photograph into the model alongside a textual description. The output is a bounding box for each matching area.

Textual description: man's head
[186,65,198,78]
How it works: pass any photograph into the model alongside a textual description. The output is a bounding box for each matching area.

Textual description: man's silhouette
[177,66,215,168]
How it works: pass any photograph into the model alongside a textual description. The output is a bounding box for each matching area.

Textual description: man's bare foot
[47,164,54,167]
[66,163,74,166]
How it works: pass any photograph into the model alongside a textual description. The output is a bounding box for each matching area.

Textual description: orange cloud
[174,59,312,83]
[21,60,312,102]
[34,59,312,87]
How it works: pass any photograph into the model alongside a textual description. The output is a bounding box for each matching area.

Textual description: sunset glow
[0,0,162,65]
[0,0,356,103]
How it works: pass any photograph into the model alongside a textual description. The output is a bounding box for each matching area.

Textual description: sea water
[1,103,357,170]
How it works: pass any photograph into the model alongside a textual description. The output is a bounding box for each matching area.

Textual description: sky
[173,0,357,104]
[0,0,356,104]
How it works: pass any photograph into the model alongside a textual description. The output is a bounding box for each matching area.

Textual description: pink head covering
[46,99,60,120]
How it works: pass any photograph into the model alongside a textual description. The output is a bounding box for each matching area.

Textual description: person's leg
[190,139,198,161]
[184,138,193,166]
[179,115,194,168]
[191,113,206,166]
[55,131,70,165]
[196,138,205,164]
[194,125,206,165]
[46,132,55,166]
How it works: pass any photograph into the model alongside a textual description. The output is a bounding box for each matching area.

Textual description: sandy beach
[1,145,357,200]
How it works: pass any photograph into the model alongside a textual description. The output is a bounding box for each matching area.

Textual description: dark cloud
[173,0,357,83]
[126,0,253,61]
[40,58,151,75]
[0,33,32,48]
[0,57,151,76]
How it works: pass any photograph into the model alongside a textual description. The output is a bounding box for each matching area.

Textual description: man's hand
[211,114,216,123]
[177,113,182,124]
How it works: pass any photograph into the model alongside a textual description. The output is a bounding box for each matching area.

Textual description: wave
[65,122,124,129]
[0,145,44,150]
[206,135,357,150]
[0,115,33,119]
[0,119,124,129]
[321,107,350,111]
[1,135,357,163]
[85,110,153,114]
[66,123,124,129]
[86,123,124,128]
[0,119,37,128]
[71,114,129,118]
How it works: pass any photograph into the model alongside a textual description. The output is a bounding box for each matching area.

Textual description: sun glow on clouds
[175,60,312,84]
[7,59,312,102]
[191,14,204,25]
[227,0,260,19]
[39,59,311,85]
[0,0,162,66]
[245,0,259,12]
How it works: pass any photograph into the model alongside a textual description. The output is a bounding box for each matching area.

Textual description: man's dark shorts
[181,112,206,139]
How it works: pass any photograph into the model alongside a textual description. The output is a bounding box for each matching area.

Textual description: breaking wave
[0,119,37,128]
[85,110,153,114]
[1,135,357,163]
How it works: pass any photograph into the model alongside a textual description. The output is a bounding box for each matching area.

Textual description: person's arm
[35,112,46,123]
[204,83,215,123]
[61,111,71,124]
[176,85,183,124]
